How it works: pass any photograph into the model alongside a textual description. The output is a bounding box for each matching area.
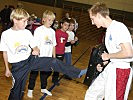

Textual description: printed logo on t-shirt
[60,37,65,43]
[14,42,28,54]
[14,42,21,48]
[44,36,53,45]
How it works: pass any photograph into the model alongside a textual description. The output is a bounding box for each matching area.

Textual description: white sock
[78,68,87,78]
[27,90,33,98]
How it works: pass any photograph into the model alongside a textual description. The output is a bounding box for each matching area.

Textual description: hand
[5,69,11,77]
[32,49,40,55]
[101,51,110,61]
[103,61,109,65]
[71,40,75,44]
[96,64,103,72]
[74,36,78,41]
[32,47,40,55]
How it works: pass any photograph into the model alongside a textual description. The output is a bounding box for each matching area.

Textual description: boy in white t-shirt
[65,19,78,65]
[64,19,78,79]
[0,8,87,100]
[27,10,56,98]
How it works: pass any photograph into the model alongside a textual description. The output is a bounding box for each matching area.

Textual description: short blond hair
[89,2,109,18]
[42,10,55,20]
[10,8,30,21]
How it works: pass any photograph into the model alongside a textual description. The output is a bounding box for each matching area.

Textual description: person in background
[64,19,78,79]
[51,20,59,31]
[27,10,54,98]
[26,16,34,32]
[65,12,71,19]
[0,5,14,31]
[52,18,70,84]
[31,18,42,33]
[85,2,133,100]
[71,17,78,34]
[51,13,59,31]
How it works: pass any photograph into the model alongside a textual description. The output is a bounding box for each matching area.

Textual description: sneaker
[27,90,33,98]
[41,89,52,96]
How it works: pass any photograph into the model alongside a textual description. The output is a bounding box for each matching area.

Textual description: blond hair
[10,8,30,21]
[89,2,109,18]
[42,10,55,20]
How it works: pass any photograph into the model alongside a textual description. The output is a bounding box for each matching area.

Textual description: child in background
[65,19,78,65]
[27,10,56,98]
[31,18,42,33]
[51,13,59,31]
[26,16,34,31]
[64,19,78,80]
[51,20,59,31]
[52,18,70,84]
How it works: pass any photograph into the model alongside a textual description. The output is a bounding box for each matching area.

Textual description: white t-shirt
[65,31,75,53]
[33,25,56,57]
[105,20,133,63]
[0,28,36,63]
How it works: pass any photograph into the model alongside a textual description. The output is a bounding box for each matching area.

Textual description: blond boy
[27,10,56,97]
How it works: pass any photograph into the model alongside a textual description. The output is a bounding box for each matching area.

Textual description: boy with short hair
[52,18,69,84]
[0,8,87,100]
[64,19,78,79]
[27,10,56,98]
[65,18,78,65]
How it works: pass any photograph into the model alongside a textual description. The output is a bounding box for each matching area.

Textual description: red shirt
[32,23,41,31]
[55,29,68,54]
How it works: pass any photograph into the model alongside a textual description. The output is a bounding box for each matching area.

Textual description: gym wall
[0,0,64,21]
[65,0,133,13]
[0,0,18,10]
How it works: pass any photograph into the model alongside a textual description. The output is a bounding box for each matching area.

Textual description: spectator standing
[27,10,56,98]
[52,18,70,84]
[64,19,78,79]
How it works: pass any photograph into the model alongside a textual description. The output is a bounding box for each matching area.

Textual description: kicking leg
[31,56,86,78]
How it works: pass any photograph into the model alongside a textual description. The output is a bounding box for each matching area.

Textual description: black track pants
[8,55,81,100]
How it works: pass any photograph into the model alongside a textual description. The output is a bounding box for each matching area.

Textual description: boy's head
[10,8,30,22]
[88,2,110,28]
[10,8,30,30]
[68,19,75,31]
[42,10,55,28]
[60,18,70,32]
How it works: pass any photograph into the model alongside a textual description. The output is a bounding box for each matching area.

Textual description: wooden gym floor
[0,39,133,100]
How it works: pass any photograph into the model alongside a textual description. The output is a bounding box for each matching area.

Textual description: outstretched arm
[3,51,11,77]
